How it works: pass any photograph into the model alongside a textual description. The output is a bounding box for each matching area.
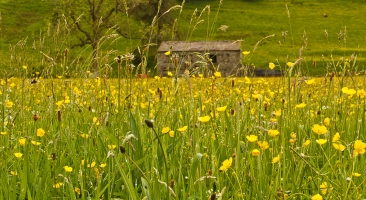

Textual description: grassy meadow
[2,66,366,199]
[1,0,366,200]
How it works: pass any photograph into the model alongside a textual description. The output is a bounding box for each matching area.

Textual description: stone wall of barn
[158,50,243,77]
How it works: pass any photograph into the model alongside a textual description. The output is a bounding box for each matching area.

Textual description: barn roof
[157,40,241,52]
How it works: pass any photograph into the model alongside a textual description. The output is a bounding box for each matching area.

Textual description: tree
[55,0,177,71]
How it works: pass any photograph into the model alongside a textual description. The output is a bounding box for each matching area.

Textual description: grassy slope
[0,0,366,76]
[178,0,366,75]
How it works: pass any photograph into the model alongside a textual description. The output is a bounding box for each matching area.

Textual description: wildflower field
[1,0,366,199]
[1,64,366,199]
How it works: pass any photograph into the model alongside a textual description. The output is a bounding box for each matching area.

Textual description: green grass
[0,0,366,76]
[177,0,366,75]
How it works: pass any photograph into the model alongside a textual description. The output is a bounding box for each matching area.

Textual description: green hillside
[0,0,366,76]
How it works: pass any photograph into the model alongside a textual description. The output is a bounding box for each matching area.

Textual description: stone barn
[157,41,242,77]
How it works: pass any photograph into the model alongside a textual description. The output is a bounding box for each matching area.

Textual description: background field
[0,0,366,76]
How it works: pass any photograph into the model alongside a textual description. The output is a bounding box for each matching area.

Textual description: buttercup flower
[242,51,250,55]
[320,182,329,195]
[177,126,188,132]
[341,87,356,95]
[353,140,366,156]
[64,166,73,172]
[108,145,116,150]
[324,117,330,126]
[53,183,63,188]
[311,194,323,200]
[295,103,306,109]
[37,128,45,137]
[19,138,26,146]
[14,152,23,158]
[219,157,232,172]
[268,129,280,137]
[198,116,210,123]
[303,139,311,147]
[31,141,41,146]
[272,155,280,164]
[332,132,340,143]
[305,79,315,85]
[312,124,327,135]
[216,106,227,112]
[75,187,81,195]
[332,143,346,151]
[214,72,221,78]
[257,141,269,150]
[246,135,258,143]
[352,172,361,177]
[287,62,294,68]
[269,62,275,70]
[87,161,96,168]
[251,149,260,156]
[165,50,171,56]
[169,131,175,137]
[6,100,14,108]
[316,139,327,145]
[161,127,170,134]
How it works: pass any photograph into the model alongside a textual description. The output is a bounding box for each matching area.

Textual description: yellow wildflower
[324,117,330,126]
[219,157,232,172]
[287,62,294,68]
[251,149,260,156]
[269,62,275,70]
[268,129,280,137]
[303,139,311,147]
[6,100,13,108]
[257,141,269,150]
[214,71,221,78]
[341,87,356,95]
[272,155,280,164]
[295,103,306,109]
[37,128,45,137]
[311,194,323,200]
[14,152,23,158]
[177,126,188,132]
[316,139,327,145]
[198,116,211,123]
[332,132,340,143]
[320,182,329,195]
[246,135,258,143]
[353,140,366,156]
[305,79,315,85]
[352,172,361,177]
[332,143,346,151]
[161,127,170,134]
[64,166,73,172]
[169,131,175,137]
[312,124,327,135]
[75,187,81,195]
[53,183,63,189]
[216,106,227,112]
[31,141,41,146]
[19,138,26,146]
